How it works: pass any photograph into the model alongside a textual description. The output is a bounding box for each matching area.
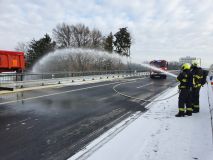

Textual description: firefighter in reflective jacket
[190,60,203,113]
[175,63,193,117]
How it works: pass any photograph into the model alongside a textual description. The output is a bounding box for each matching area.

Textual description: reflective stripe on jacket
[191,67,203,88]
[177,70,192,89]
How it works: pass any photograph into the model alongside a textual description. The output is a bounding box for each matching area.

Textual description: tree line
[15,23,132,71]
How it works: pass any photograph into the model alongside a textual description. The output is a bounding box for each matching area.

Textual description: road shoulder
[69,85,213,160]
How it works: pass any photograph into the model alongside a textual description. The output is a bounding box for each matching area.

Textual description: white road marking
[0,82,119,105]
[136,83,153,89]
[0,77,148,106]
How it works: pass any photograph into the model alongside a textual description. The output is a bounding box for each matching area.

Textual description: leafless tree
[90,29,103,49]
[15,42,29,54]
[71,24,90,47]
[53,23,104,49]
[53,23,73,48]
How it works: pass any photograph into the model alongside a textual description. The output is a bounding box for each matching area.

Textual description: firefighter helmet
[192,60,199,67]
[181,63,191,70]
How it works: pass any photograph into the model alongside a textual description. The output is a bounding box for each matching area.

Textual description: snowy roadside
[69,83,213,160]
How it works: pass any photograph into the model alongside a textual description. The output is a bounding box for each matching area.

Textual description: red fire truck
[0,50,25,73]
[150,60,168,79]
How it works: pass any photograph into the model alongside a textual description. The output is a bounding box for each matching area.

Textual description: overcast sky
[0,0,213,67]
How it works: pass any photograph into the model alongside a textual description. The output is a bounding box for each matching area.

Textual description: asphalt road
[0,76,177,160]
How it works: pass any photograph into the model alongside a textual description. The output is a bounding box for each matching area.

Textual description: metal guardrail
[0,70,150,89]
[0,69,179,90]
[0,70,144,82]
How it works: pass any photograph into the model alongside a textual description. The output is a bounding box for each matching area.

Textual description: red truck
[0,50,25,73]
[150,60,168,79]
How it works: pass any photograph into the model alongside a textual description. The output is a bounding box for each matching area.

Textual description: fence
[0,70,149,89]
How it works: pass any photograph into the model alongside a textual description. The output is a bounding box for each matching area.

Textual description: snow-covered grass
[69,83,213,160]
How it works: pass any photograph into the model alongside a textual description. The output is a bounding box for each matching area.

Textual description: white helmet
[192,60,199,67]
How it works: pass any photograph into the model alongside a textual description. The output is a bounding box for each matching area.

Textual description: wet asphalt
[0,76,177,160]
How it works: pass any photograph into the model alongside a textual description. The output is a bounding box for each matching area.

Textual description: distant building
[179,56,201,66]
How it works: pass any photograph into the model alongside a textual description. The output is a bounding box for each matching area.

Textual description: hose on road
[113,81,179,102]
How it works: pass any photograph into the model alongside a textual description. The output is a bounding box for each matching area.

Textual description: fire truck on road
[150,60,168,79]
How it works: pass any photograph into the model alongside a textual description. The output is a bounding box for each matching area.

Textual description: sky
[0,0,213,67]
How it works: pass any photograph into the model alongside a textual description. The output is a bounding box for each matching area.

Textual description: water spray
[113,62,179,102]
[32,48,128,73]
[140,63,177,78]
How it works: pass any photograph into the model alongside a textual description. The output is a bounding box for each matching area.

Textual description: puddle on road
[0,92,24,102]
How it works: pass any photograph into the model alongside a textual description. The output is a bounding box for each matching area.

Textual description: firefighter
[190,60,204,113]
[175,63,193,117]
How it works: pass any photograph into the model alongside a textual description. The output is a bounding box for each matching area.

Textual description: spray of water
[32,48,128,73]
[31,48,178,78]
[140,63,177,78]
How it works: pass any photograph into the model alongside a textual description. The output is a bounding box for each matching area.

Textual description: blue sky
[0,0,213,67]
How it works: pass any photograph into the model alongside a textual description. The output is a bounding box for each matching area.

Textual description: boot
[185,111,192,116]
[192,107,199,113]
[192,106,194,112]
[175,111,184,117]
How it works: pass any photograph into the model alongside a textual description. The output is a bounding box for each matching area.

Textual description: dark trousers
[178,88,192,112]
[191,87,201,109]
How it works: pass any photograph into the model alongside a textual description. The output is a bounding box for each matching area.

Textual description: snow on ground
[69,83,213,160]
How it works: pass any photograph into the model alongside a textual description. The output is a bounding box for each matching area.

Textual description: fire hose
[113,81,179,102]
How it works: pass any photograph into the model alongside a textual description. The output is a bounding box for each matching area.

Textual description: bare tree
[90,29,103,49]
[71,24,90,48]
[53,23,73,48]
[53,23,104,49]
[15,42,29,53]
[67,54,77,71]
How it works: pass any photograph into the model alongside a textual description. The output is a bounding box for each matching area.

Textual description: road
[0,76,177,160]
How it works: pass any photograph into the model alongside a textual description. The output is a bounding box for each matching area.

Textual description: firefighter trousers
[178,88,192,113]
[191,87,201,110]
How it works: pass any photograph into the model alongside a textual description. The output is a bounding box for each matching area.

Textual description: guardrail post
[15,74,18,81]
